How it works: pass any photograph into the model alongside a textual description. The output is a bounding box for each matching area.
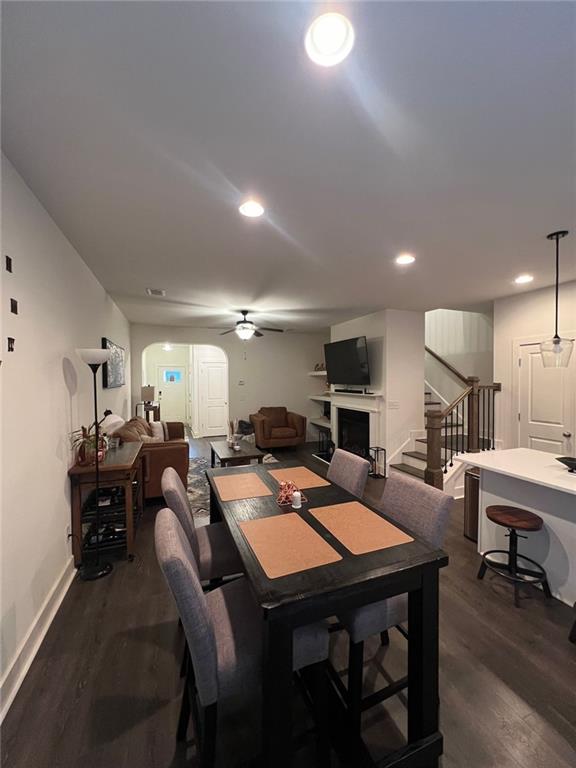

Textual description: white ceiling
[2,2,575,330]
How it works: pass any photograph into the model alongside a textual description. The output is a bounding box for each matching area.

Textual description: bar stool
[477,505,552,607]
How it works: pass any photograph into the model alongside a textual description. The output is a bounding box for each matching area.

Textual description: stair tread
[389,463,425,480]
[403,450,427,461]
[416,436,491,448]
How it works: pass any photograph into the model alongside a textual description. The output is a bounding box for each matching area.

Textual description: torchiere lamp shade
[77,348,111,366]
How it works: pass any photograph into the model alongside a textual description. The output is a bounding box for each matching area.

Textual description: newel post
[466,376,480,453]
[424,409,444,490]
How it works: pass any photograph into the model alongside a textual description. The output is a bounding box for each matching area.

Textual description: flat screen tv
[324,336,370,386]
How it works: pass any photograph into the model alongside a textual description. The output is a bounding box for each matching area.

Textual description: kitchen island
[456,448,576,605]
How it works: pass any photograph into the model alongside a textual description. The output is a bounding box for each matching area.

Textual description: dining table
[206,460,448,768]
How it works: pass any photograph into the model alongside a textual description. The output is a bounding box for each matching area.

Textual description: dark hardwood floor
[2,439,575,768]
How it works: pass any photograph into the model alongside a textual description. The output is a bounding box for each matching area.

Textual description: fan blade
[219,328,235,335]
[259,327,284,333]
[254,330,264,337]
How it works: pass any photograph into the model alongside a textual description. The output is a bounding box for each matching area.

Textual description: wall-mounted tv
[324,336,370,386]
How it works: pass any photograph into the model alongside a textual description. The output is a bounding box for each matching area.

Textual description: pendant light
[540,230,573,368]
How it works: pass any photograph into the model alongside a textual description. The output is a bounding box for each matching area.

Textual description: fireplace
[337,408,370,459]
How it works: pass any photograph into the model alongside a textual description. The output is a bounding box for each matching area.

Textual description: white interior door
[518,343,575,455]
[199,361,228,437]
[157,365,187,422]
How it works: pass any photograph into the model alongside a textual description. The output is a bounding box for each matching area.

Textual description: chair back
[161,466,199,562]
[259,406,288,427]
[154,507,218,707]
[379,471,452,548]
[327,448,370,497]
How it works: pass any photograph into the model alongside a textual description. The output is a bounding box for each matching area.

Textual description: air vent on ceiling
[146,288,166,297]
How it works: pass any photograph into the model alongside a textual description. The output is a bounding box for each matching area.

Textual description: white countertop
[455,448,576,495]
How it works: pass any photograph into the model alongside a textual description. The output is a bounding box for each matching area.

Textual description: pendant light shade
[540,230,573,368]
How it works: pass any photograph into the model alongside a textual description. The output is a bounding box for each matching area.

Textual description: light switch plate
[388,400,400,410]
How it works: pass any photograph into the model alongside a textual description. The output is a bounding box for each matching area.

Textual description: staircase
[390,391,450,481]
[390,370,501,490]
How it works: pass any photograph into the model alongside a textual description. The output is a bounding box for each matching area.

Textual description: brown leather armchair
[250,407,307,450]
[114,417,188,499]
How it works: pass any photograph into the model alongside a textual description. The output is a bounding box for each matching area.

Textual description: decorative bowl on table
[556,456,576,473]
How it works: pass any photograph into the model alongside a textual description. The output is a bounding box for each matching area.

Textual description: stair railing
[424,377,501,490]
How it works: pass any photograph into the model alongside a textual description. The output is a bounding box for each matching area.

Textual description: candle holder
[276,481,308,507]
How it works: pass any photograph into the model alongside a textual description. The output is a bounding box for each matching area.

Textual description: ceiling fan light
[540,336,574,368]
[235,322,255,340]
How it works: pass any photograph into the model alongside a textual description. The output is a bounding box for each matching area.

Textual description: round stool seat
[486,505,543,532]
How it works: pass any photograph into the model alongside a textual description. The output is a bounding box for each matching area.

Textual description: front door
[157,365,187,422]
[518,342,575,455]
[199,361,228,437]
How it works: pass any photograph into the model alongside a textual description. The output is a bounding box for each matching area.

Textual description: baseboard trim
[0,556,76,723]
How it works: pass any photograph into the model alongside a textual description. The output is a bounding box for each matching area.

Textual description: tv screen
[324,337,370,386]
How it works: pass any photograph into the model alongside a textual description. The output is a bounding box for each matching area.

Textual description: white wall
[143,343,191,422]
[131,325,328,439]
[0,157,131,718]
[142,343,228,434]
[330,309,425,463]
[494,281,576,449]
[425,308,493,404]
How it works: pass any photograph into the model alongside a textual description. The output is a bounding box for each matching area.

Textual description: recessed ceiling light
[305,12,355,67]
[239,199,264,218]
[146,287,166,297]
[514,274,534,285]
[395,253,416,265]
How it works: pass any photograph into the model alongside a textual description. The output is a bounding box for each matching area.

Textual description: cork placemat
[268,466,330,489]
[238,513,342,578]
[310,502,413,555]
[213,472,273,502]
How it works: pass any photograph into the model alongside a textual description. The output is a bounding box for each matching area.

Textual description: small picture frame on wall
[101,337,125,388]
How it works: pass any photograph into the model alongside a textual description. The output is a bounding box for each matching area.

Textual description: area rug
[187,452,278,528]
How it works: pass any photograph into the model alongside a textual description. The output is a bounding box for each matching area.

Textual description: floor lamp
[76,348,113,581]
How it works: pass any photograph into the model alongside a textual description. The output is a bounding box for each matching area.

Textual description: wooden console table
[69,442,143,567]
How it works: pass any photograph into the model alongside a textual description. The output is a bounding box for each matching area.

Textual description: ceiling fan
[219,310,284,340]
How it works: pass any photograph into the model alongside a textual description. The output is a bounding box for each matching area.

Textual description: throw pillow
[150,421,164,440]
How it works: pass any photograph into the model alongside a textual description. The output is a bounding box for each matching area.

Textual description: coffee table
[210,440,265,468]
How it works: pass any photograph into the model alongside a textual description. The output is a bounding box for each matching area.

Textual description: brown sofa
[114,417,188,499]
[249,407,306,450]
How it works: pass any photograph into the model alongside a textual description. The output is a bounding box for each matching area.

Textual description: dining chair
[161,466,243,584]
[327,448,370,497]
[339,470,453,736]
[155,507,331,767]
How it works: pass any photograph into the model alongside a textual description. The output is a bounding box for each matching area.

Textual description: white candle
[291,490,302,509]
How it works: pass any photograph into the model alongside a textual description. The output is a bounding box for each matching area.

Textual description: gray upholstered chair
[339,470,453,735]
[154,507,330,766]
[327,448,370,497]
[161,466,243,584]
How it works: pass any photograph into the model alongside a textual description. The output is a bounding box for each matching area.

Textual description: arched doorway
[141,343,229,437]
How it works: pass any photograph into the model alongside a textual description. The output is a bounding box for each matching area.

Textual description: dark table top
[69,442,142,476]
[210,440,265,460]
[206,461,448,617]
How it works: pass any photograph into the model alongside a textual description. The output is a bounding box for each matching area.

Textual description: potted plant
[70,424,107,466]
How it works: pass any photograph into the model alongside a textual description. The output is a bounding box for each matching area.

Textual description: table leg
[257,455,264,464]
[209,485,221,524]
[211,446,215,468]
[125,476,134,561]
[408,568,440,756]
[136,461,144,515]
[71,481,82,567]
[263,616,293,768]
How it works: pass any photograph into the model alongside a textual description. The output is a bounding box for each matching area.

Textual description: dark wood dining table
[206,461,448,768]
